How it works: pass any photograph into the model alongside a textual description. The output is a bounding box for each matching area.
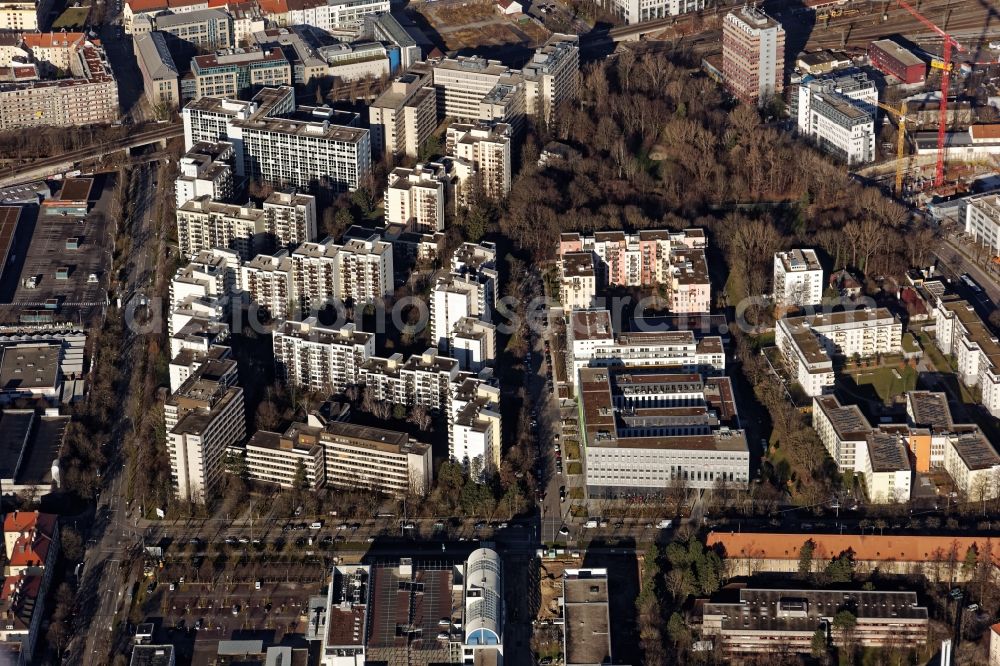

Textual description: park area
[412,0,549,52]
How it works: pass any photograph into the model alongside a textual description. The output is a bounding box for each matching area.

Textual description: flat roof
[0,410,33,479]
[870,39,924,68]
[0,343,59,391]
[563,569,611,666]
[129,645,176,666]
[58,177,94,202]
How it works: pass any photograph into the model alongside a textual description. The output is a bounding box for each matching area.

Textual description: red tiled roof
[257,0,288,14]
[970,125,1000,141]
[707,531,1000,567]
[22,32,85,49]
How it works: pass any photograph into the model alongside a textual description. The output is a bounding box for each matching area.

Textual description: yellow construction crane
[877,101,908,197]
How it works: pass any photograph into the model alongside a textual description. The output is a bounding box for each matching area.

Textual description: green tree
[292,459,308,491]
[962,545,979,577]
[811,627,827,658]
[825,550,855,583]
[798,538,815,578]
[666,612,690,646]
[393,403,407,420]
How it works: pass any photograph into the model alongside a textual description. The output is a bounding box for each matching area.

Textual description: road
[70,161,163,665]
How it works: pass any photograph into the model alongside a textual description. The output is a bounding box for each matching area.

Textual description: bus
[961,274,983,294]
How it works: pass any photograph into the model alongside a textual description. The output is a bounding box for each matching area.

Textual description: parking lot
[0,173,113,326]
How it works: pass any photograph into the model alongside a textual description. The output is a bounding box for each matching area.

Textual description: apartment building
[368,66,437,158]
[451,317,496,371]
[184,87,371,191]
[164,358,246,502]
[385,162,450,232]
[134,31,181,111]
[703,588,928,657]
[964,191,1000,257]
[263,189,316,249]
[447,121,513,201]
[176,196,269,259]
[0,0,51,30]
[608,0,701,24]
[945,429,1000,501]
[722,6,785,106]
[559,252,596,311]
[449,374,502,471]
[859,427,913,503]
[431,274,492,352]
[21,31,85,73]
[174,141,234,206]
[812,395,870,471]
[285,0,389,30]
[338,237,393,304]
[775,308,902,397]
[773,248,823,309]
[169,344,232,393]
[0,44,119,129]
[358,348,459,411]
[168,248,240,332]
[154,8,233,49]
[272,318,374,393]
[242,252,293,320]
[244,427,325,489]
[288,238,339,311]
[452,240,499,294]
[191,47,291,99]
[932,293,1000,421]
[521,34,579,123]
[567,309,726,386]
[580,367,750,496]
[796,70,877,165]
[558,228,710,311]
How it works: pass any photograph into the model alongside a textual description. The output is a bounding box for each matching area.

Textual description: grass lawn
[563,439,581,461]
[53,6,89,27]
[568,487,584,500]
[851,364,917,403]
[567,462,583,475]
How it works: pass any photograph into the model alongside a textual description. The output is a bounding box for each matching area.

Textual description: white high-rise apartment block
[385,162,450,232]
[797,70,877,166]
[449,375,502,472]
[722,6,785,106]
[175,141,234,207]
[608,0,702,25]
[451,317,496,372]
[447,121,512,201]
[164,357,245,503]
[431,275,491,352]
[368,66,437,158]
[182,87,371,192]
[521,34,580,123]
[286,0,389,30]
[264,190,316,249]
[338,237,394,304]
[176,196,269,260]
[964,192,1000,257]
[452,241,499,304]
[272,318,374,393]
[932,292,1000,422]
[242,252,293,320]
[169,248,241,311]
[289,239,340,311]
[773,249,823,309]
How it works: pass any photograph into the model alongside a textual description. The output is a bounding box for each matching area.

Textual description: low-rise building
[868,39,925,85]
[559,252,596,311]
[191,47,290,99]
[562,569,611,666]
[773,248,824,309]
[703,588,928,657]
[932,292,1000,422]
[608,0,702,25]
[135,32,181,112]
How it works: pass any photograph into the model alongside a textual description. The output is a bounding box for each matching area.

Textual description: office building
[174,141,235,207]
[432,56,521,123]
[313,419,432,495]
[579,367,749,496]
[703,588,928,657]
[868,39,925,85]
[164,357,246,502]
[447,121,512,201]
[272,318,374,393]
[134,32,181,112]
[251,26,389,85]
[154,8,233,49]
[608,0,701,25]
[363,12,421,69]
[244,426,325,489]
[462,548,503,662]
[773,248,823,309]
[124,0,209,33]
[385,162,450,232]
[722,6,785,106]
[191,47,291,99]
[521,34,579,123]
[964,192,1000,257]
[368,66,436,158]
[0,43,118,129]
[796,70,877,165]
[285,0,389,31]
[775,308,902,397]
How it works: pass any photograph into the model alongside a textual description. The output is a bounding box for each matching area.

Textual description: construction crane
[896,0,967,187]
[877,101,908,197]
